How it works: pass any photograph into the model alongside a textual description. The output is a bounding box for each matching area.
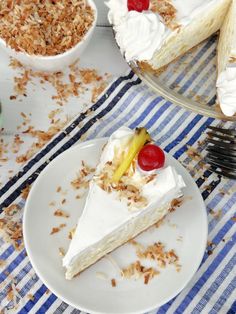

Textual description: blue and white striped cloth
[0,36,236,313]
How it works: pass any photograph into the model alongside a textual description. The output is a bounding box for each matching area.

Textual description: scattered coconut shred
[98,240,181,287]
[71,160,95,190]
[121,240,181,285]
[0,63,109,172]
[9,58,109,106]
[0,204,23,250]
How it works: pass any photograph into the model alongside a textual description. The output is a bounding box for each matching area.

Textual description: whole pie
[106,0,236,116]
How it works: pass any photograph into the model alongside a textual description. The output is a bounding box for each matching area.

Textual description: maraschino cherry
[138,144,165,171]
[127,0,150,12]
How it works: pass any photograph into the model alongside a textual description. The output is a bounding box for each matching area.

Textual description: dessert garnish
[138,144,165,171]
[112,127,150,182]
[127,0,150,12]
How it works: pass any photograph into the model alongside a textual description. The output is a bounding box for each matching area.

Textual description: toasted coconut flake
[0,218,23,249]
[58,247,65,257]
[91,82,107,103]
[9,59,23,69]
[48,109,62,122]
[56,186,62,193]
[170,197,183,212]
[50,223,66,235]
[68,226,76,239]
[80,69,102,84]
[0,259,6,267]
[111,278,116,287]
[71,161,95,190]
[21,185,31,200]
[129,239,145,251]
[186,145,202,161]
[209,209,222,219]
[27,294,35,301]
[54,209,69,218]
[4,204,20,216]
[10,134,24,154]
[150,0,179,30]
[61,198,66,205]
[7,286,14,302]
[145,173,157,183]
[229,56,236,63]
[122,261,159,284]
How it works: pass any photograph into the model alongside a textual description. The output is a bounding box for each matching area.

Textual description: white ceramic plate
[23,138,208,314]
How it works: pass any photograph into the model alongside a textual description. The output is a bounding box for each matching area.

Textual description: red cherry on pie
[138,144,165,171]
[127,0,150,12]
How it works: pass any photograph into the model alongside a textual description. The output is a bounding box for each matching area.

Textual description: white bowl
[0,0,97,72]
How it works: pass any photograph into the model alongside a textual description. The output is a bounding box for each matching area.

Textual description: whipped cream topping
[115,10,166,62]
[107,0,128,25]
[106,0,167,62]
[217,66,236,116]
[106,0,220,62]
[63,127,185,269]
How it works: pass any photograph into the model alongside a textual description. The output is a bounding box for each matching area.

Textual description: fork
[205,126,236,180]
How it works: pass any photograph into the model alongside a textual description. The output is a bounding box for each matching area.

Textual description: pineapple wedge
[112,128,150,182]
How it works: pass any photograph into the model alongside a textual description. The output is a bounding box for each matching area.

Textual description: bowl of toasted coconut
[0,0,97,72]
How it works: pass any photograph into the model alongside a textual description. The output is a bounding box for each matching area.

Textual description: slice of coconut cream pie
[107,0,235,116]
[63,127,185,280]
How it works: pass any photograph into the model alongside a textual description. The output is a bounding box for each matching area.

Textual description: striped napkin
[0,42,236,313]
